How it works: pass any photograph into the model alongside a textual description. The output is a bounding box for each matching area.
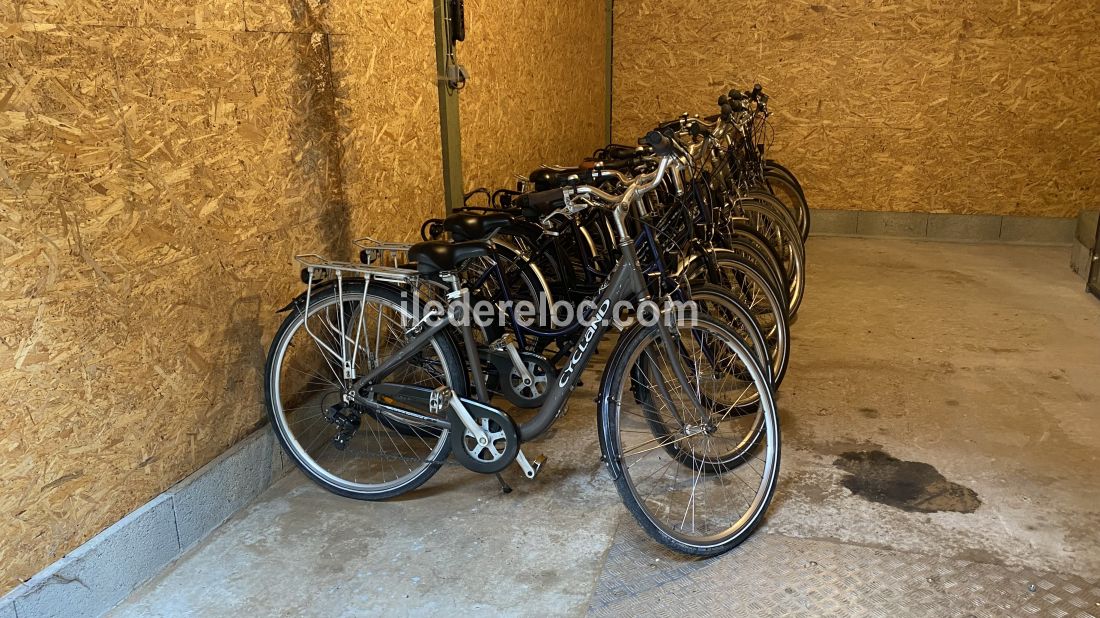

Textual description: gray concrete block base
[856,211,929,238]
[13,496,179,618]
[806,209,858,235]
[0,592,18,618]
[999,216,1077,244]
[1076,210,1099,249]
[926,213,1001,241]
[1072,241,1091,280]
[1070,209,1099,282]
[172,429,273,551]
[809,209,1076,245]
[0,426,287,618]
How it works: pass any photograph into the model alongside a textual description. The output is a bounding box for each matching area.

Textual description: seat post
[439,271,489,402]
[440,271,462,297]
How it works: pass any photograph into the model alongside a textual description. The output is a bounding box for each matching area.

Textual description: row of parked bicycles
[263,85,810,556]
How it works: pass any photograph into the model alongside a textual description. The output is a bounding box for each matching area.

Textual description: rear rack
[294,253,418,285]
[292,253,424,381]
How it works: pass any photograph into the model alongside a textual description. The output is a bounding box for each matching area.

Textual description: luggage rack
[294,253,418,285]
[293,253,422,381]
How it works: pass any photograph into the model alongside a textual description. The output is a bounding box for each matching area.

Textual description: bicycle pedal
[515,451,547,480]
[428,386,453,415]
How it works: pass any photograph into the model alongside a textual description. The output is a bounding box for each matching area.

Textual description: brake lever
[538,190,587,228]
[539,207,568,228]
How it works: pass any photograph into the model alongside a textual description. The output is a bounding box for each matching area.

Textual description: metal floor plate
[589,522,1100,617]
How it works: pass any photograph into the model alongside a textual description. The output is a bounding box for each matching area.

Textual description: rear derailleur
[324,401,361,451]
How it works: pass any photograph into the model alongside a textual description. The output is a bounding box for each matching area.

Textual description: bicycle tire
[598,315,781,556]
[265,281,467,501]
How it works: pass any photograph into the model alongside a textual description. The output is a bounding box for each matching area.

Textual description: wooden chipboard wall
[459,0,608,194]
[0,0,442,590]
[612,1,1100,217]
[1,0,610,592]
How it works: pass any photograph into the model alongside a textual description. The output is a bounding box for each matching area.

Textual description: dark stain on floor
[834,450,981,514]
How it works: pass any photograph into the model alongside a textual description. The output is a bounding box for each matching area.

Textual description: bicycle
[265,137,780,556]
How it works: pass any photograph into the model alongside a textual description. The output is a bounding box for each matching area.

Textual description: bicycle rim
[601,317,780,552]
[266,285,457,497]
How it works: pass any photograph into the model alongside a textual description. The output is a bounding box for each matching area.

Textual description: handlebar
[598,143,643,160]
[513,187,568,218]
[728,84,765,103]
[521,84,772,226]
[515,151,676,226]
[640,131,675,156]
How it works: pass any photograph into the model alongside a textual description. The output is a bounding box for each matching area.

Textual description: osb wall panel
[458,0,607,193]
[241,0,445,241]
[611,1,1100,217]
[4,0,247,29]
[0,1,441,591]
[332,27,444,242]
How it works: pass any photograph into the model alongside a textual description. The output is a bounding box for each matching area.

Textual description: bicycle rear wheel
[733,196,806,317]
[690,252,791,386]
[598,315,780,556]
[264,281,467,500]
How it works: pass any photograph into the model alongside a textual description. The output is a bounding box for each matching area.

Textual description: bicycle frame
[350,237,703,442]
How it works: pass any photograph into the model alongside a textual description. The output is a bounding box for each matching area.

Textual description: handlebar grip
[640,130,674,156]
[752,83,763,98]
[688,121,713,139]
[718,94,728,106]
[419,218,444,241]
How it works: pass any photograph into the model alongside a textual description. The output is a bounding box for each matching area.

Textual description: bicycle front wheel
[598,315,780,556]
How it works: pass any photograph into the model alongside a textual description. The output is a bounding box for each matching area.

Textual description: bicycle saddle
[407,240,491,274]
[443,212,513,241]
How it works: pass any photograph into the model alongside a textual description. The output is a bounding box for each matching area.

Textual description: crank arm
[515,450,547,480]
[503,341,535,386]
[490,334,535,386]
[445,392,492,446]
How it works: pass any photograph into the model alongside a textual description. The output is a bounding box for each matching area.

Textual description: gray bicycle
[264,135,780,556]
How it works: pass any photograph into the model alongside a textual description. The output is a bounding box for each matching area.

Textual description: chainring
[448,401,519,474]
[490,351,556,408]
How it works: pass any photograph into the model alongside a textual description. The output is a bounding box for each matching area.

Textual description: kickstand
[495,473,512,494]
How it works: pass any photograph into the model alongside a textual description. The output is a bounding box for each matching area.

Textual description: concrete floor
[112,237,1100,616]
